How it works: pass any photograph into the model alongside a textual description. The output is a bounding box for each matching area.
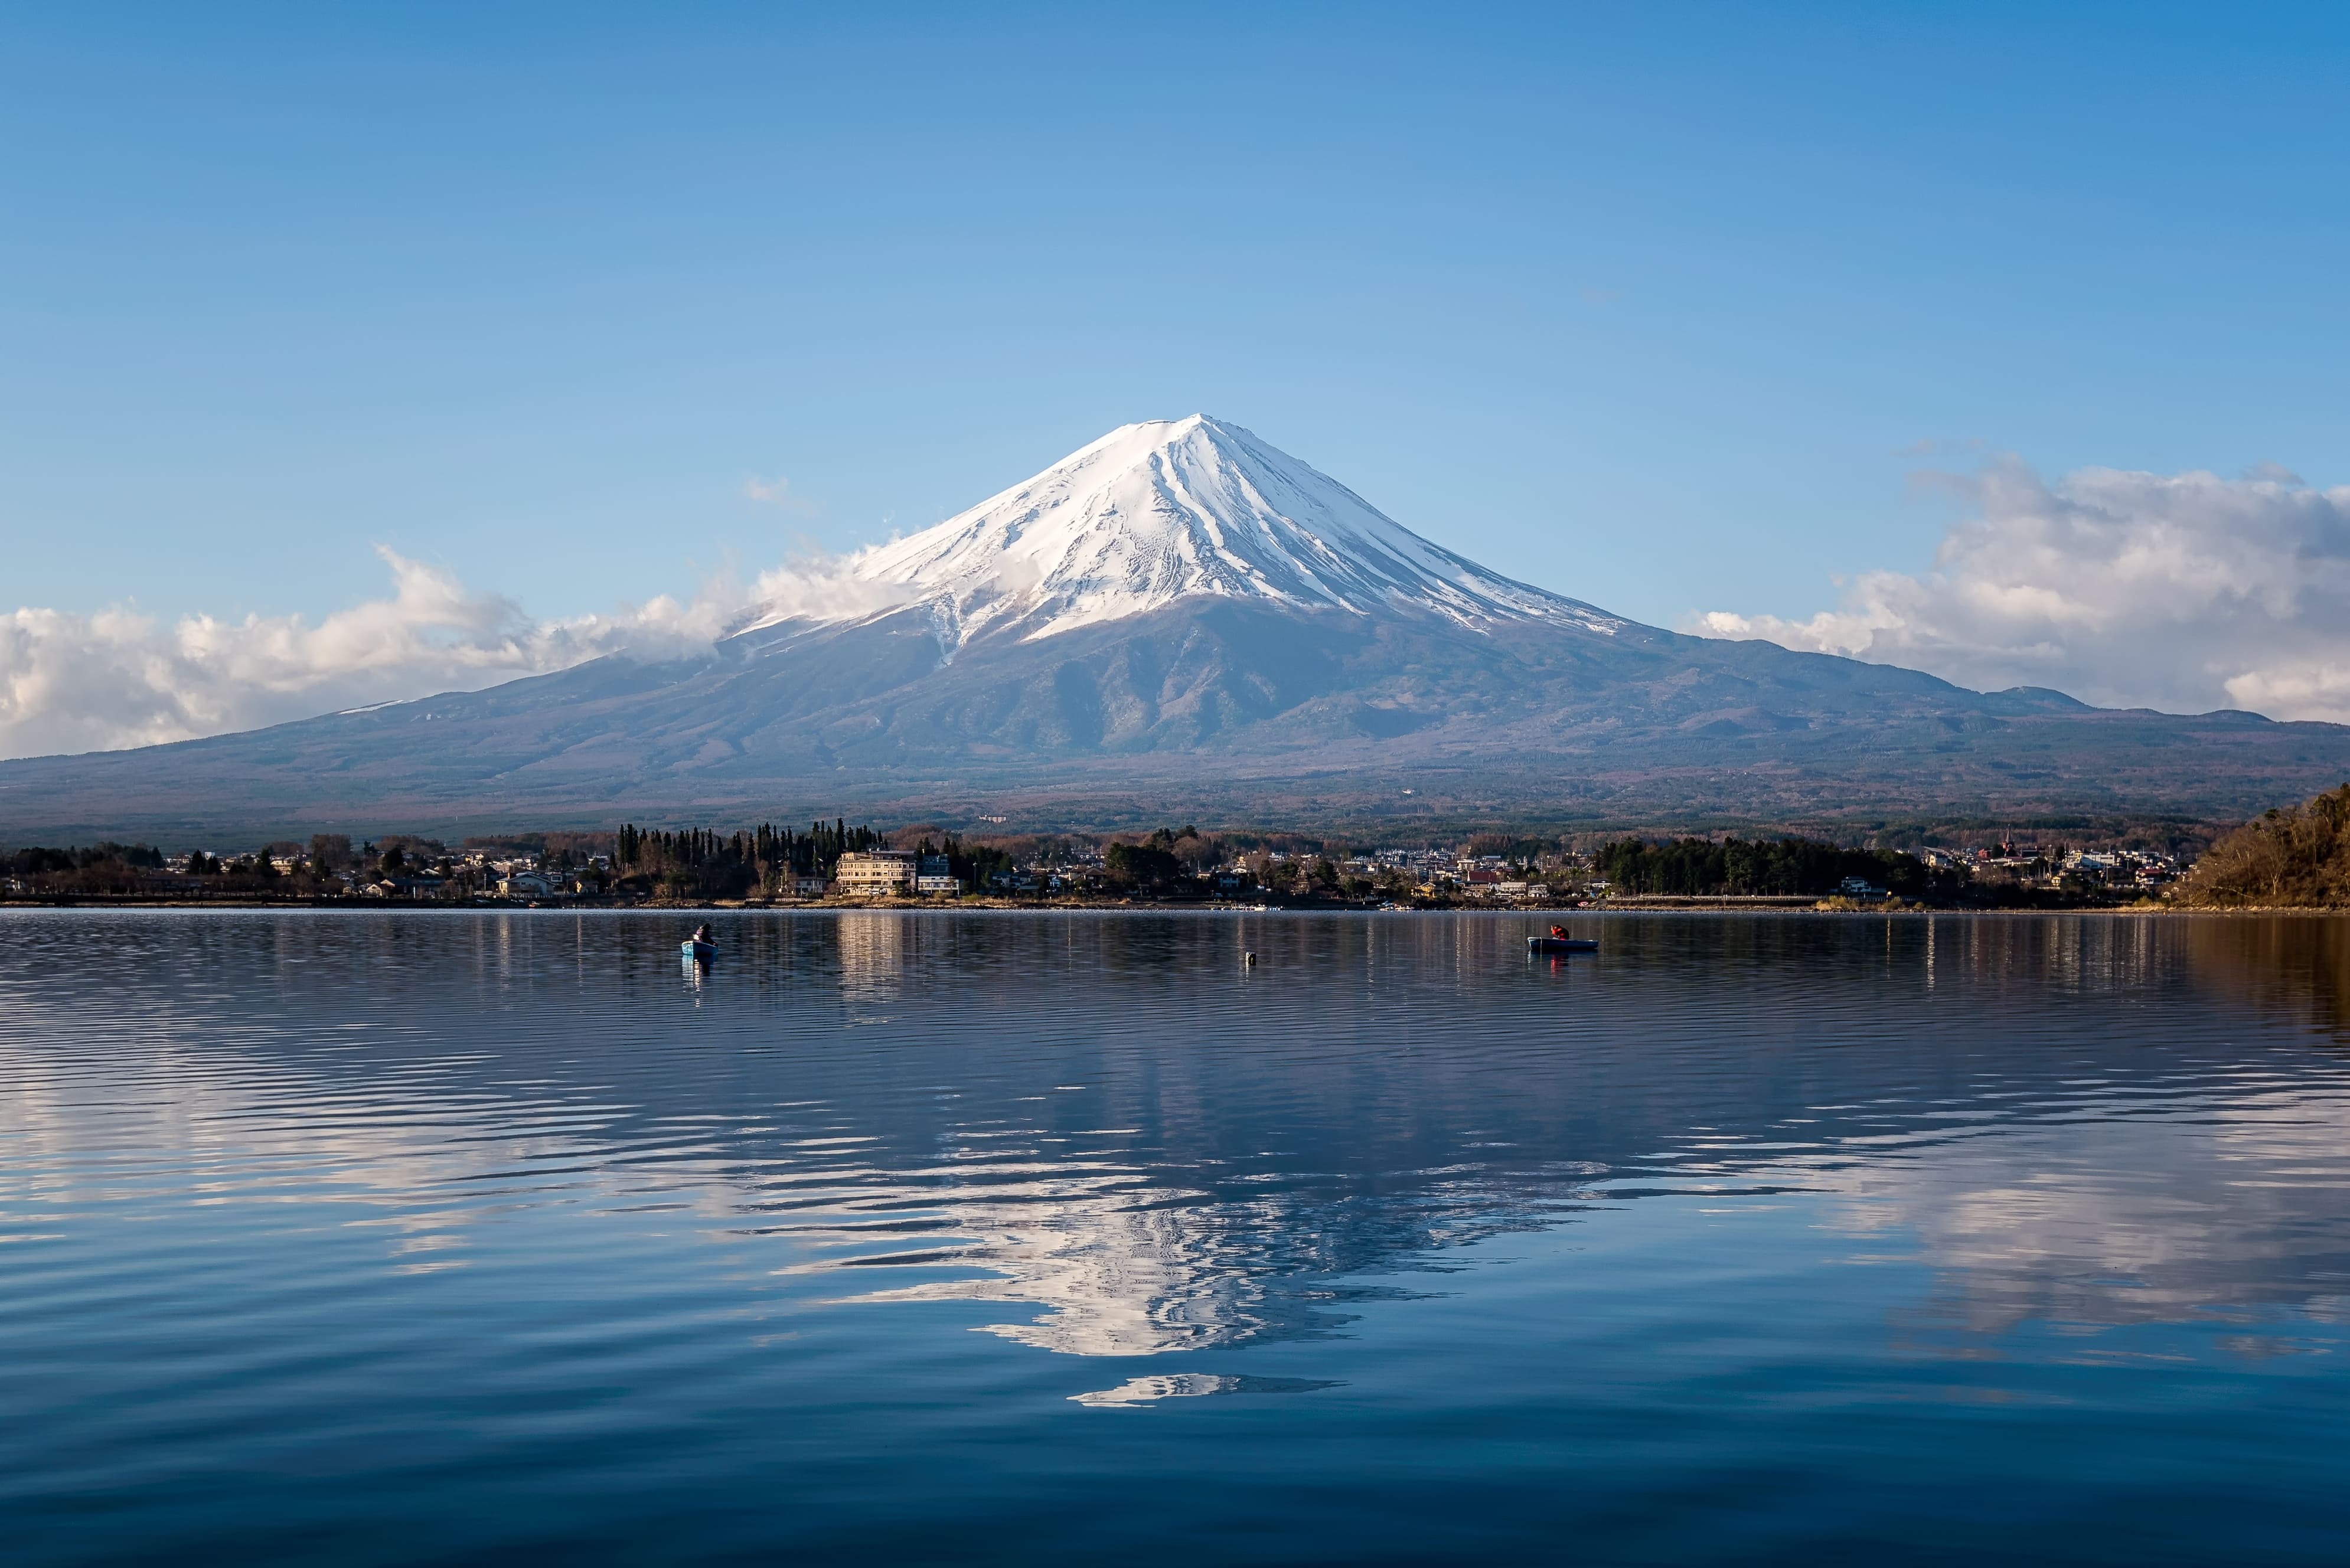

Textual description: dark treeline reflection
[6,910,2349,1356]
[2182,914,2350,1044]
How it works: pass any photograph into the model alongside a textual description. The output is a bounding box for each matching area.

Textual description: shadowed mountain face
[4,599,2346,838]
[6,416,2350,837]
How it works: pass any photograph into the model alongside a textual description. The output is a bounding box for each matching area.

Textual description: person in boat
[691,923,714,946]
[1549,924,1569,940]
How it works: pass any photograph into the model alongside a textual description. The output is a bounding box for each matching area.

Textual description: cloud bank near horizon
[0,547,900,762]
[1695,460,2350,723]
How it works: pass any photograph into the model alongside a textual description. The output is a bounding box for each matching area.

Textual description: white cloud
[743,474,818,515]
[0,545,889,760]
[0,545,714,762]
[1694,458,2350,720]
[737,553,913,630]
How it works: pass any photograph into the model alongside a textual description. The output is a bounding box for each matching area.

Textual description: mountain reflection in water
[4,910,2348,1562]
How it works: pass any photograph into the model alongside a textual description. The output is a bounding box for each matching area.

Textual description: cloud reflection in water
[5,910,2349,1369]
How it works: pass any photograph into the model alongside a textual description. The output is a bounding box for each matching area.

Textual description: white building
[835,851,916,897]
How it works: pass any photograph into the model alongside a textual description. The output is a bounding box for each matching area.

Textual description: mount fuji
[6,416,2350,839]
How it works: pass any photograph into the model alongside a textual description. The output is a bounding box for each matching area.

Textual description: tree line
[1,839,328,894]
[615,820,894,900]
[2,842,167,895]
[4,842,163,875]
[1592,836,1958,899]
[2175,783,2350,907]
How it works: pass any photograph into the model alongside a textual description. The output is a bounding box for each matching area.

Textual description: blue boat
[681,938,716,962]
[1526,935,1598,955]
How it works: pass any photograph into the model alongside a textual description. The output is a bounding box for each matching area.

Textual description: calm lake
[5,910,2349,1564]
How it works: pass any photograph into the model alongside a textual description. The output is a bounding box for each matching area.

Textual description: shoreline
[0,896,2297,916]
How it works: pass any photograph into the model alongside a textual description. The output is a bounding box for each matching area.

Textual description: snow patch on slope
[737,416,1617,649]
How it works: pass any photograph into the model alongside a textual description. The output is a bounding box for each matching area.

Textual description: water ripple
[5,910,2350,1563]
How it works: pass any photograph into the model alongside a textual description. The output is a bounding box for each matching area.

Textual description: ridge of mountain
[5,418,2350,839]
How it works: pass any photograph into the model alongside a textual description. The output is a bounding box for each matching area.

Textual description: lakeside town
[1,819,2198,910]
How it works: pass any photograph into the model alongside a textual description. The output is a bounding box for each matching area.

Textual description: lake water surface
[4,910,2349,1564]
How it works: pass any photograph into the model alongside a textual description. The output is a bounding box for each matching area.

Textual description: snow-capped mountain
[13,414,2350,838]
[740,415,1620,649]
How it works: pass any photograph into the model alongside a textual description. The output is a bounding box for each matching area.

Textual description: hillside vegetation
[2175,785,2350,907]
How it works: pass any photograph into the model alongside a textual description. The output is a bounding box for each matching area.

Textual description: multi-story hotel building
[834,850,916,898]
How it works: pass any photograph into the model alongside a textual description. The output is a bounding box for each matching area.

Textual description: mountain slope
[6,417,2350,839]
[739,415,1620,649]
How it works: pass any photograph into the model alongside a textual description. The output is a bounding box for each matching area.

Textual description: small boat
[1526,935,1598,955]
[681,938,716,962]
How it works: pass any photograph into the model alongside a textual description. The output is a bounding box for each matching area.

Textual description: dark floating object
[1526,935,1598,955]
[1242,952,1258,966]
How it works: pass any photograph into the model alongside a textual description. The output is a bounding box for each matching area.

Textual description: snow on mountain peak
[743,415,1618,648]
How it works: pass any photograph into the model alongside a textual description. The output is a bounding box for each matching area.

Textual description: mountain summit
[747,416,1620,649]
[6,417,2350,838]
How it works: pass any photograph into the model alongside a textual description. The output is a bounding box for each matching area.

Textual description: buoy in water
[1242,952,1258,966]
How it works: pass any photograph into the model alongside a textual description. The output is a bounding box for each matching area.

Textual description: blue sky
[5,2,2347,639]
